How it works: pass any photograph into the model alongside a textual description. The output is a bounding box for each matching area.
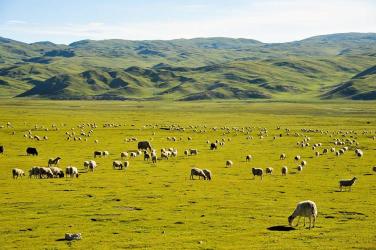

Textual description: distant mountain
[0,33,375,101]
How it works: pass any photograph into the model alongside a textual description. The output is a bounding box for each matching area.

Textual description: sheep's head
[288,215,294,226]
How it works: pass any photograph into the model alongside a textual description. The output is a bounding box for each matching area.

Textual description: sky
[0,0,375,44]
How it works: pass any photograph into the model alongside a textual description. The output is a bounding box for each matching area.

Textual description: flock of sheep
[1,121,375,230]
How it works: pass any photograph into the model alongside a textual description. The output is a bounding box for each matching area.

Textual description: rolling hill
[0,33,375,101]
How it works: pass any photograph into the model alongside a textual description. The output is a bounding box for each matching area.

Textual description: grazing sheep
[373,166,376,172]
[50,167,64,178]
[210,143,218,150]
[246,155,252,162]
[0,145,4,154]
[130,152,137,158]
[26,147,38,156]
[66,166,79,178]
[138,141,152,151]
[288,200,317,229]
[226,160,233,168]
[39,167,54,178]
[251,168,263,179]
[184,150,189,156]
[113,160,123,170]
[266,167,273,175]
[161,151,169,160]
[322,148,328,154]
[301,160,307,167]
[83,161,90,170]
[202,169,212,180]
[12,168,25,179]
[152,155,157,164]
[29,166,41,178]
[48,157,61,167]
[190,168,206,180]
[94,151,102,158]
[315,151,320,157]
[297,165,303,172]
[120,152,128,159]
[123,161,130,169]
[282,166,288,176]
[355,149,363,157]
[102,151,109,157]
[190,149,198,155]
[144,151,150,161]
[89,160,96,172]
[294,155,301,161]
[339,177,357,191]
[280,153,286,160]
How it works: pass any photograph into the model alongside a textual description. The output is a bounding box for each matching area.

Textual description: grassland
[0,100,375,249]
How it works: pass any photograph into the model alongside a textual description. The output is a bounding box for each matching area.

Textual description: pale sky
[0,0,375,44]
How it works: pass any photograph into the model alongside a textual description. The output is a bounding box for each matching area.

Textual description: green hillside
[0,33,375,101]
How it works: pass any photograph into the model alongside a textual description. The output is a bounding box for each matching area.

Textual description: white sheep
[301,160,307,167]
[339,177,357,191]
[113,160,123,170]
[280,153,286,160]
[121,152,128,159]
[294,155,301,161]
[202,169,212,180]
[123,161,130,169]
[355,149,363,157]
[89,160,96,172]
[226,160,233,168]
[297,165,303,172]
[373,166,376,172]
[12,168,25,179]
[251,168,263,179]
[288,200,317,229]
[266,167,273,175]
[66,166,79,178]
[190,168,206,180]
[246,155,252,162]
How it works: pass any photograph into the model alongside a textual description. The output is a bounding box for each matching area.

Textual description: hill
[0,33,375,101]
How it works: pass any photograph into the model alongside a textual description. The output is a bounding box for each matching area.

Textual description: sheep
[246,155,252,162]
[161,151,169,160]
[280,153,286,160]
[301,160,307,167]
[89,160,96,172]
[113,160,123,170]
[184,150,189,156]
[152,155,157,164]
[251,168,263,179]
[339,177,357,191]
[202,169,212,180]
[144,151,150,161]
[266,167,273,175]
[66,166,79,178]
[83,161,90,170]
[282,166,288,176]
[288,200,317,229]
[39,167,54,178]
[315,151,320,157]
[190,168,206,180]
[294,155,301,161]
[355,149,363,157]
[94,151,102,158]
[130,152,137,158]
[210,143,218,150]
[29,166,41,178]
[48,157,61,167]
[50,167,65,178]
[297,165,303,172]
[190,149,198,155]
[226,160,233,168]
[373,166,376,172]
[123,161,130,169]
[12,168,25,179]
[121,152,128,159]
[102,151,109,157]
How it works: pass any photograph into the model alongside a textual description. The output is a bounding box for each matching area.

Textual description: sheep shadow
[267,225,296,231]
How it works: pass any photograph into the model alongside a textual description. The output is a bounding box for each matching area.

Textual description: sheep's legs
[295,217,301,226]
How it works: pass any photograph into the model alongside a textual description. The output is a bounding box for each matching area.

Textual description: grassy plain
[0,100,375,249]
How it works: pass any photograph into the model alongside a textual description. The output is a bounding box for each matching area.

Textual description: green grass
[0,100,375,249]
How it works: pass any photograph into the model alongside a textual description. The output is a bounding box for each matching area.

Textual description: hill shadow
[267,225,296,231]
